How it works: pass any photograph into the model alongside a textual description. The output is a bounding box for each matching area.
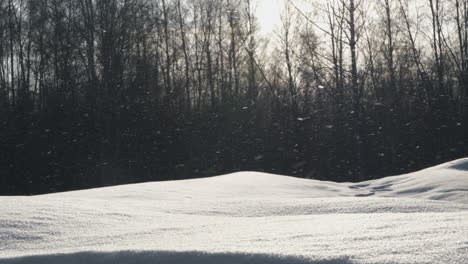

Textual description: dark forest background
[0,0,467,195]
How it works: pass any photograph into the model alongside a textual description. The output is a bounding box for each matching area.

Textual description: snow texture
[1,158,467,264]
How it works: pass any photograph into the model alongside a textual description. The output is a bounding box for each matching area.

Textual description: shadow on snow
[0,250,353,264]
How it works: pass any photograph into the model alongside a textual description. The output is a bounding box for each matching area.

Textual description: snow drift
[0,158,467,264]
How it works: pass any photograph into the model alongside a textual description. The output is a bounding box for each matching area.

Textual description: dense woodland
[0,0,467,195]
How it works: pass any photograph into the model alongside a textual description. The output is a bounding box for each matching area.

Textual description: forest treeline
[1,0,467,194]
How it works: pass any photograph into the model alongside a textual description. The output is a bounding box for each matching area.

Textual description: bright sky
[256,0,313,34]
[256,0,285,34]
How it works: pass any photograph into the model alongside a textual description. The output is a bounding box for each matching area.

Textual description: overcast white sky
[256,0,284,34]
[256,0,314,34]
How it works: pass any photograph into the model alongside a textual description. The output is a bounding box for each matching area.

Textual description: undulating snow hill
[1,159,467,264]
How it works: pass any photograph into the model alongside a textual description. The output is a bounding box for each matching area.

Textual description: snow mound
[444,158,468,171]
[351,158,468,204]
[55,158,468,204]
[0,158,467,264]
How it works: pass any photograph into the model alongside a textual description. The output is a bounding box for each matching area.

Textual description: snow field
[1,158,467,264]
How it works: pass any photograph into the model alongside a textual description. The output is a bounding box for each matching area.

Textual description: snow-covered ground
[1,159,467,264]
